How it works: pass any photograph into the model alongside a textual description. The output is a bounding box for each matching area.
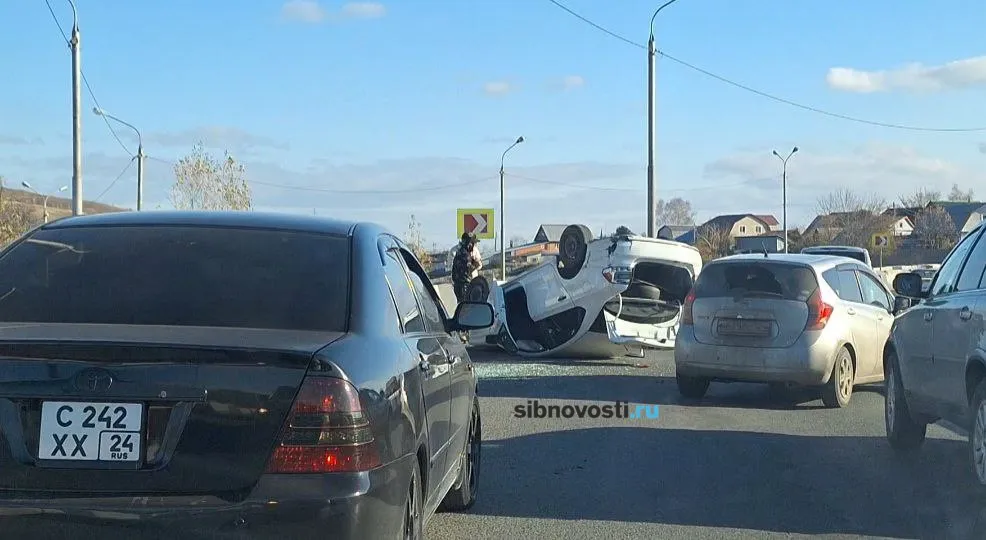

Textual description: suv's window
[822,268,863,303]
[856,271,891,311]
[383,249,424,333]
[929,227,981,296]
[694,262,818,302]
[399,250,446,334]
[956,230,986,292]
[0,226,350,331]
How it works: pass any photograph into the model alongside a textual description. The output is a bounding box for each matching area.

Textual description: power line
[43,0,135,156]
[545,0,986,133]
[94,157,136,202]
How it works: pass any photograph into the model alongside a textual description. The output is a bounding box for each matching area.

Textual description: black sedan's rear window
[0,225,349,331]
[693,261,818,302]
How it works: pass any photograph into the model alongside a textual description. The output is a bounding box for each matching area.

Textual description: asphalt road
[427,347,986,540]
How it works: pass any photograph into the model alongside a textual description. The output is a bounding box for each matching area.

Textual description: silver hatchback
[674,254,903,408]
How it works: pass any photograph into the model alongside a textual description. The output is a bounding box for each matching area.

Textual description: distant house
[880,208,917,236]
[656,224,696,242]
[803,211,876,239]
[533,224,568,244]
[734,233,786,254]
[700,214,772,237]
[929,201,986,234]
[754,215,782,232]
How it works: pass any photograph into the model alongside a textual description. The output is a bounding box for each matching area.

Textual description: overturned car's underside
[468,225,703,359]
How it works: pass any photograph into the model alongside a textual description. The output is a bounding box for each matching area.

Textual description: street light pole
[772,146,799,253]
[93,108,143,210]
[647,0,679,238]
[499,136,524,281]
[68,0,83,216]
[22,182,68,224]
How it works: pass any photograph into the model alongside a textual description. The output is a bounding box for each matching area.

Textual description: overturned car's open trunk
[603,261,693,326]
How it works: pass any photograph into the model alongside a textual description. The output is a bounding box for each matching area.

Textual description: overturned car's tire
[466,276,490,302]
[558,224,592,280]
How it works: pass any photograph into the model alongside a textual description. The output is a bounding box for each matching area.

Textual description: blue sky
[1,0,983,249]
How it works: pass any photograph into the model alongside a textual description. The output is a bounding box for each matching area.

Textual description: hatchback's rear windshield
[803,249,868,263]
[0,226,350,331]
[693,262,818,302]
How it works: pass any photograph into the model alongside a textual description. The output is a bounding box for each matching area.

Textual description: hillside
[1,186,128,219]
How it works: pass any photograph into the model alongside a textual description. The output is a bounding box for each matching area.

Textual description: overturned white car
[466,225,703,358]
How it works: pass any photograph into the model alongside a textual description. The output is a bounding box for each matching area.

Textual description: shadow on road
[469,427,976,538]
[481,374,885,411]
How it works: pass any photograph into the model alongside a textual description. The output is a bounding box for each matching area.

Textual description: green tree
[170,142,252,210]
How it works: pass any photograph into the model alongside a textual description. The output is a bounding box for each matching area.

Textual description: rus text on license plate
[38,402,143,465]
[717,318,772,337]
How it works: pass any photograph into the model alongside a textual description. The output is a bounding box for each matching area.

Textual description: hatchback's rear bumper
[0,454,413,539]
[674,327,838,386]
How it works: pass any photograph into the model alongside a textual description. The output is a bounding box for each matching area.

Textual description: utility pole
[69,1,83,216]
[499,136,524,281]
[772,147,799,253]
[647,0,679,238]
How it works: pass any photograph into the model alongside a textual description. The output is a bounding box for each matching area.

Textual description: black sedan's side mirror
[893,272,926,298]
[893,295,913,314]
[450,301,495,331]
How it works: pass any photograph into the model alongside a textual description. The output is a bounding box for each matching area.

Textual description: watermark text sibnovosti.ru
[513,400,659,420]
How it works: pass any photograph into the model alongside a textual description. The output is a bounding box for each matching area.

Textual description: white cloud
[136,126,289,153]
[281,1,385,23]
[562,75,585,90]
[702,143,984,226]
[826,55,986,93]
[340,2,386,19]
[483,81,513,96]
[281,0,326,23]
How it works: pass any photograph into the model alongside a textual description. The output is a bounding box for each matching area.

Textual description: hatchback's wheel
[440,400,481,511]
[969,379,986,493]
[822,346,854,408]
[884,349,926,452]
[402,460,423,540]
[676,373,710,399]
[557,224,591,280]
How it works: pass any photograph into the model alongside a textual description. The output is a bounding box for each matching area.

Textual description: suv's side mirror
[451,301,495,331]
[893,272,925,298]
[893,295,913,314]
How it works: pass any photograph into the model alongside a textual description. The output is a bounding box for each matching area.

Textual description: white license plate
[38,402,143,462]
[717,319,772,337]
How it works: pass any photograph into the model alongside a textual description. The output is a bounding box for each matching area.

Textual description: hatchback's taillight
[681,289,697,325]
[266,377,381,473]
[805,288,834,331]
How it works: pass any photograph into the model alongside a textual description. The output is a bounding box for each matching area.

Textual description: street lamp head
[792,146,799,154]
[20,181,32,190]
[92,107,104,116]
[58,186,69,192]
[516,136,525,144]
[772,150,780,158]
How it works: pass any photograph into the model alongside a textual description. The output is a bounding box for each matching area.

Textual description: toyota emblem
[74,369,114,393]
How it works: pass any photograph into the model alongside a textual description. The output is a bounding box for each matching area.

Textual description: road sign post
[457,208,495,240]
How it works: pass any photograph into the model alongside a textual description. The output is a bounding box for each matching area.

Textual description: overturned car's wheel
[466,276,490,302]
[558,224,592,280]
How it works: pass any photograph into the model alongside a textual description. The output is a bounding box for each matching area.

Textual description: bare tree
[815,188,891,248]
[654,197,695,228]
[170,143,252,210]
[696,223,732,261]
[913,205,958,249]
[404,214,431,266]
[0,176,40,247]
[508,235,527,248]
[948,183,975,202]
[899,187,941,209]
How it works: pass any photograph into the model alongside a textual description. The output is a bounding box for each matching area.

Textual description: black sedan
[0,211,494,539]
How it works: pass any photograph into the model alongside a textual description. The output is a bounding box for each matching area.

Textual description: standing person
[451,233,482,303]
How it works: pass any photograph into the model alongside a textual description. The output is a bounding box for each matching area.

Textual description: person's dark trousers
[453,280,467,303]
